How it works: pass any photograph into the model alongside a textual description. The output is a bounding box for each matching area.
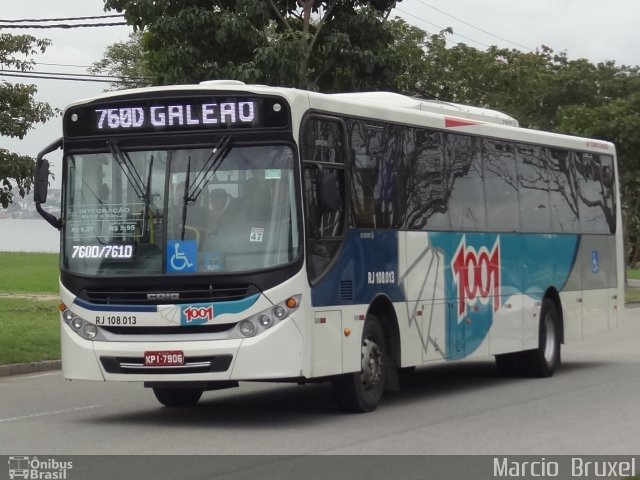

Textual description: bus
[34,80,624,412]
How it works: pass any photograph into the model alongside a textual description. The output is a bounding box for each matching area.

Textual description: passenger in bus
[208,188,230,224]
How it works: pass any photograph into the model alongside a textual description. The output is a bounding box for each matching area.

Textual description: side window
[301,117,346,282]
[446,134,485,231]
[516,144,550,232]
[483,139,518,231]
[599,155,616,234]
[576,153,610,234]
[348,120,401,228]
[548,149,580,233]
[403,128,449,230]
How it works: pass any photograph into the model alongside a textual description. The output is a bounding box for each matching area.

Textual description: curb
[0,360,61,378]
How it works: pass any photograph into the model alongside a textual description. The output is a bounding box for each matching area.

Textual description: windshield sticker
[265,169,282,179]
[250,227,264,243]
[67,203,144,239]
[167,240,197,273]
[203,252,223,272]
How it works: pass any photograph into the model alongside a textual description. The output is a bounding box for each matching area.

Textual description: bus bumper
[61,318,304,383]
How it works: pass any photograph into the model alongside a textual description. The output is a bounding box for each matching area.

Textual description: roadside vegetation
[0,252,59,364]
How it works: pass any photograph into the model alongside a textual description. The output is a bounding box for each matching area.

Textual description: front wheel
[153,387,203,407]
[332,315,386,413]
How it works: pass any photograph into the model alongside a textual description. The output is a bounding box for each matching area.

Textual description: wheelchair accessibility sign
[167,240,197,273]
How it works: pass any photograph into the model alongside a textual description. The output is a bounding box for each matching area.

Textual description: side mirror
[34,138,63,230]
[34,159,50,204]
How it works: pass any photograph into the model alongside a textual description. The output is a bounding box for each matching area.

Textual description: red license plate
[144,350,185,366]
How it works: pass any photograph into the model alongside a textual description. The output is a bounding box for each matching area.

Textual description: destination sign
[64,95,290,137]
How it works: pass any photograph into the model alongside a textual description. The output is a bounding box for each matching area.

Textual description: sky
[2,0,640,187]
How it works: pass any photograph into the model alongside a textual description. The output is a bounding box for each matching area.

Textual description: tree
[0,33,55,208]
[102,0,403,91]
[88,31,152,90]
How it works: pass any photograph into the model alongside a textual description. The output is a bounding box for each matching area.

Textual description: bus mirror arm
[34,137,63,230]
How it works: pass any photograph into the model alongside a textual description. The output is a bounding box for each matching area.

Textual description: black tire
[153,387,203,407]
[332,315,386,413]
[521,299,561,377]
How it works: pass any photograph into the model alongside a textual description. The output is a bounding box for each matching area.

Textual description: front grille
[100,355,233,374]
[80,283,259,305]
[101,324,235,335]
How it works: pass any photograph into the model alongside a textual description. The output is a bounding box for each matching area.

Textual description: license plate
[144,350,185,366]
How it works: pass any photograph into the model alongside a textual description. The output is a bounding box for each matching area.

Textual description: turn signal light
[286,297,298,309]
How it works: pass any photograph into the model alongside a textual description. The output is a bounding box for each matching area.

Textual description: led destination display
[64,95,290,137]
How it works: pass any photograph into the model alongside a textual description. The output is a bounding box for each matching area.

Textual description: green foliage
[0,252,59,294]
[102,0,403,90]
[0,34,56,209]
[0,299,60,365]
[89,31,152,90]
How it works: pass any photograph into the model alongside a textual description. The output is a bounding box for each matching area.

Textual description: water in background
[0,219,60,252]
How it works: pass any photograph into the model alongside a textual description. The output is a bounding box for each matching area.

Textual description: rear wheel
[332,315,386,413]
[495,298,560,378]
[153,387,203,407]
[521,299,560,377]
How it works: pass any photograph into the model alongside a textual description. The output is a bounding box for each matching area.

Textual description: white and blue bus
[35,81,624,412]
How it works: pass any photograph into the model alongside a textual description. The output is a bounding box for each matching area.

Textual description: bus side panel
[579,234,615,338]
[556,235,583,343]
[488,234,523,356]
[521,234,553,350]
[310,229,404,375]
[399,231,447,364]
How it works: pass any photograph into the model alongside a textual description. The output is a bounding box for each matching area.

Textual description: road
[1,307,639,457]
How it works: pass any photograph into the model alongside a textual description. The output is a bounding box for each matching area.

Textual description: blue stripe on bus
[73,298,158,313]
[73,293,261,315]
[429,232,579,359]
[310,229,404,307]
[310,229,580,360]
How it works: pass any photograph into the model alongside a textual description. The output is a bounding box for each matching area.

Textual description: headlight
[236,295,301,338]
[62,308,99,341]
[239,320,256,337]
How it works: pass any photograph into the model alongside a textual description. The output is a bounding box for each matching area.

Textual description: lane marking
[0,405,101,423]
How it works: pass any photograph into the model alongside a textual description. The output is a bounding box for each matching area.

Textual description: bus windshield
[62,144,300,276]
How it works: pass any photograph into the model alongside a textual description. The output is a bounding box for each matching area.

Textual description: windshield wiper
[187,135,232,204]
[108,141,146,201]
[180,135,232,241]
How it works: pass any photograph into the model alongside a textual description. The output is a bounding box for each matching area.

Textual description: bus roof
[65,80,615,154]
[329,91,519,127]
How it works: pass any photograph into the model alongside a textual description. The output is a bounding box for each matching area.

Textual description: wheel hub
[361,338,384,391]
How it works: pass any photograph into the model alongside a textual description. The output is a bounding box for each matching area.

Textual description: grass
[625,287,640,303]
[628,268,640,281]
[0,252,58,294]
[0,298,60,364]
[0,252,60,364]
